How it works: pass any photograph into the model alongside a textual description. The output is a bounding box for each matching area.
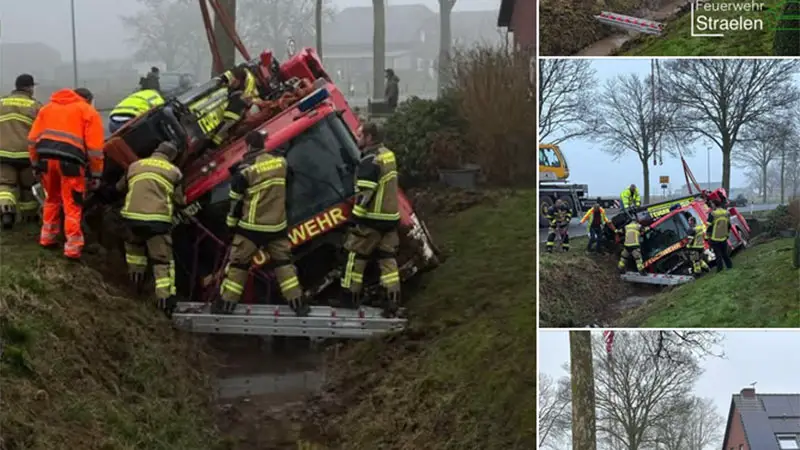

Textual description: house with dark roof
[497,0,535,50]
[721,387,800,450]
[322,4,500,100]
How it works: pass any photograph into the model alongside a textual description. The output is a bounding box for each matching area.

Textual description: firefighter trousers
[125,233,175,300]
[688,248,710,274]
[0,162,38,221]
[546,225,569,251]
[220,234,302,304]
[340,225,400,295]
[618,246,644,272]
[710,240,733,272]
[39,159,86,259]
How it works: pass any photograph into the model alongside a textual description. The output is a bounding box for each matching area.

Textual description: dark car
[730,194,748,207]
[158,72,197,98]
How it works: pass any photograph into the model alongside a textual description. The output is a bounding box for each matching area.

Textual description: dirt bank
[0,227,225,450]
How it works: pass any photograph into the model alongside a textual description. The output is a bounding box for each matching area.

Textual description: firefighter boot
[288,293,311,317]
[211,298,238,314]
[381,288,400,318]
[617,257,627,273]
[0,204,15,230]
[337,289,362,309]
[156,295,180,318]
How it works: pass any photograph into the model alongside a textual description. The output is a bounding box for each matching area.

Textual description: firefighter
[114,141,184,316]
[617,220,645,273]
[707,200,733,272]
[580,201,610,253]
[28,87,104,260]
[108,88,165,134]
[0,74,42,229]
[339,122,401,316]
[210,66,260,147]
[545,199,572,252]
[686,216,710,275]
[620,184,641,209]
[218,130,309,316]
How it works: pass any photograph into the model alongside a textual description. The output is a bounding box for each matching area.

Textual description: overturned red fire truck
[95,48,441,338]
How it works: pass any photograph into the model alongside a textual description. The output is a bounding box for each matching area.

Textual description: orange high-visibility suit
[28,89,105,259]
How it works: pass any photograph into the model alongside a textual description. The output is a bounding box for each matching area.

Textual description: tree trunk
[437,1,454,96]
[780,149,786,204]
[642,158,651,204]
[315,0,323,59]
[213,0,237,75]
[372,0,386,100]
[570,331,597,450]
[721,146,732,193]
[762,163,768,204]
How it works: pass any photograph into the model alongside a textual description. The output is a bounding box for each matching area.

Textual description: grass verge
[539,236,633,327]
[619,0,780,56]
[0,227,225,450]
[617,237,800,327]
[309,190,536,450]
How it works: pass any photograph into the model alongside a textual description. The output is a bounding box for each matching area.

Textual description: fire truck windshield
[281,113,361,224]
[640,213,692,261]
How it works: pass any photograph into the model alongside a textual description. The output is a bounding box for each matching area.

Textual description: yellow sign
[644,240,686,267]
[646,196,695,219]
[288,205,348,246]
[659,176,670,184]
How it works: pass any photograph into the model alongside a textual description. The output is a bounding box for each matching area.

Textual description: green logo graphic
[767,0,800,31]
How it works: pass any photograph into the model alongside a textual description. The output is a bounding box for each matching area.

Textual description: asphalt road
[539,203,781,242]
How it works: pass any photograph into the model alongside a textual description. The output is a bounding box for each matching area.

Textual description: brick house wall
[725,406,749,450]
[510,0,535,51]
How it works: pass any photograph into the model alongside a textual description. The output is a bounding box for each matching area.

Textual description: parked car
[159,72,197,98]
[730,194,748,207]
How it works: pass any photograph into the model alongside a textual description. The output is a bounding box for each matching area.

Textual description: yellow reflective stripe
[1,97,36,107]
[373,170,397,214]
[223,111,241,121]
[247,191,260,224]
[0,113,34,125]
[279,276,300,292]
[18,201,39,211]
[225,216,239,227]
[0,150,28,158]
[121,211,173,222]
[238,220,287,232]
[229,190,243,200]
[127,172,175,217]
[140,158,177,171]
[221,279,244,294]
[380,272,400,285]
[248,158,284,174]
[246,178,285,194]
[341,252,357,288]
[357,179,377,190]
[377,151,395,164]
[0,192,17,204]
[352,204,400,221]
[126,254,148,266]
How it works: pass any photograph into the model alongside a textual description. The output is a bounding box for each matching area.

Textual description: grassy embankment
[618,0,781,56]
[312,190,537,450]
[618,237,800,327]
[0,227,226,450]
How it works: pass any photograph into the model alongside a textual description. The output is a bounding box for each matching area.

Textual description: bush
[383,96,467,186]
[773,1,800,56]
[764,204,795,236]
[448,45,536,186]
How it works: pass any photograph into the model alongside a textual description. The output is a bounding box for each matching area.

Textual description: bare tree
[122,0,207,72]
[437,0,458,95]
[654,397,724,450]
[735,123,789,203]
[570,330,597,450]
[594,72,686,204]
[661,59,800,192]
[237,0,333,57]
[538,59,598,144]
[786,144,800,200]
[540,372,572,449]
[593,331,705,450]
[372,0,386,99]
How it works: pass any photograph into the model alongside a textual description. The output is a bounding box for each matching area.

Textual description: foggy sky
[551,59,751,196]
[0,0,500,61]
[538,330,800,433]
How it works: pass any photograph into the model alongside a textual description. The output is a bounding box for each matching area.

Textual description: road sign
[659,176,670,184]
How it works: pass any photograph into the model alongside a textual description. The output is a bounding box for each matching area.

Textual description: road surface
[539,204,781,242]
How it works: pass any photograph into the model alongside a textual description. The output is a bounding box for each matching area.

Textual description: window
[281,114,359,224]
[539,147,561,168]
[778,435,800,450]
[640,215,691,261]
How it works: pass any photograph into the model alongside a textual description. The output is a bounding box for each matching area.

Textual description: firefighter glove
[129,270,145,287]
[288,295,311,317]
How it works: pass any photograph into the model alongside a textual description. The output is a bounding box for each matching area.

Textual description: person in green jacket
[108,89,165,134]
[620,184,641,209]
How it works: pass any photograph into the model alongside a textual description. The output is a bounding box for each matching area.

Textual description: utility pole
[213,0,237,75]
[70,0,79,87]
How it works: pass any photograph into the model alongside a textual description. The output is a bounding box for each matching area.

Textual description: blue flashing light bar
[297,88,330,112]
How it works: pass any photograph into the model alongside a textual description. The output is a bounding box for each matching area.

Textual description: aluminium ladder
[620,272,695,286]
[172,302,407,339]
[595,11,665,36]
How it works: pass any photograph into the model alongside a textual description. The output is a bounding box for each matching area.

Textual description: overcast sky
[0,0,499,60]
[538,330,800,423]
[550,58,751,196]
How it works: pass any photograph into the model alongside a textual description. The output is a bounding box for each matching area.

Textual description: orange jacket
[28,89,105,177]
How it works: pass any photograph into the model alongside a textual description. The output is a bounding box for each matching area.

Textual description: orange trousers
[39,159,86,259]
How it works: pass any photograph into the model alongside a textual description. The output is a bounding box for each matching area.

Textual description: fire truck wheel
[539,194,554,228]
